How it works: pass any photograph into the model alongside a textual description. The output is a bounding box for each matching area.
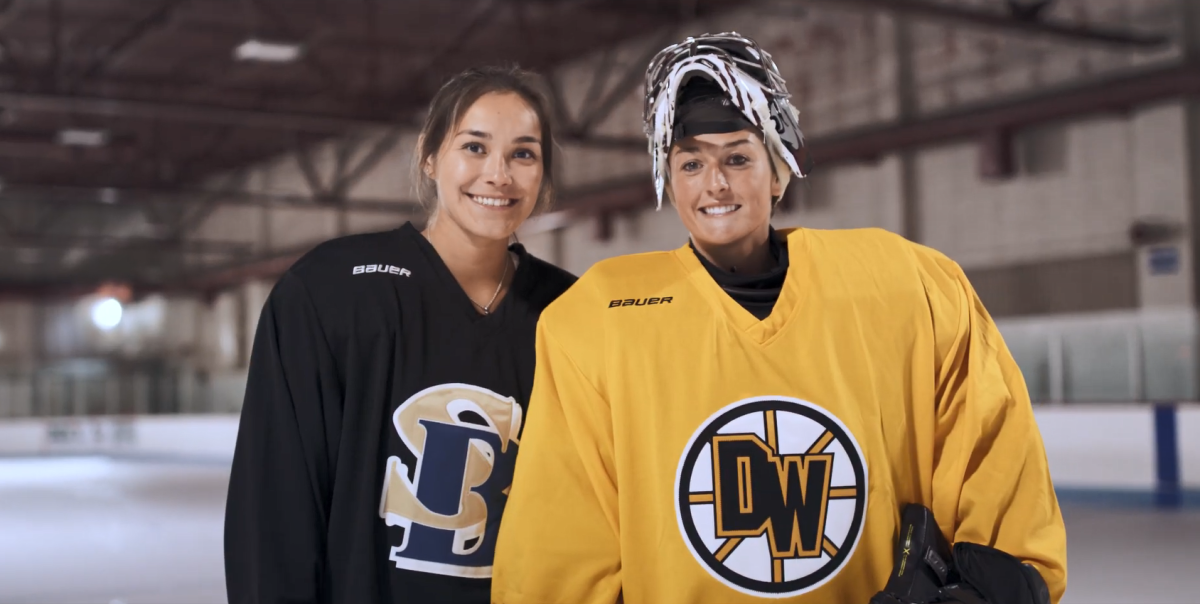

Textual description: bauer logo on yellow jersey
[674,396,867,598]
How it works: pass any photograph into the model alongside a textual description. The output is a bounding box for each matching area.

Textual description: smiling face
[667,130,781,253]
[424,91,544,242]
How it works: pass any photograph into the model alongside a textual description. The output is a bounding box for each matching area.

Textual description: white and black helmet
[643,32,810,208]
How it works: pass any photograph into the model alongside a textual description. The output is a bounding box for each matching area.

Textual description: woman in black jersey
[224,65,576,604]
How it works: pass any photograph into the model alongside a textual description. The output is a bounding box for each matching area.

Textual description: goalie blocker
[870,505,1052,604]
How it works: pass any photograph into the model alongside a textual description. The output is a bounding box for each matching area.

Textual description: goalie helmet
[642,32,811,209]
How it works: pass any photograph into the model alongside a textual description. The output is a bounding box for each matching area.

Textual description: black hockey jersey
[224,222,576,604]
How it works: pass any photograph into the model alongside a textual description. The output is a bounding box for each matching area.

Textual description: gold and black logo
[674,396,867,597]
[378,383,522,578]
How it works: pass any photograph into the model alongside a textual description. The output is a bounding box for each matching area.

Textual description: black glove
[868,504,953,604]
[869,504,1050,604]
[950,542,1051,604]
[871,586,987,604]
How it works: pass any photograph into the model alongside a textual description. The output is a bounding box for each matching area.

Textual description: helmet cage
[642,32,809,209]
[643,33,792,134]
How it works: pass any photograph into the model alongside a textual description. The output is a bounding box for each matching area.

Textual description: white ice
[0,456,1197,603]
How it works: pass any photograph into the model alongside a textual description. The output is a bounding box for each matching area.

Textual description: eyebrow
[676,138,753,155]
[456,130,541,145]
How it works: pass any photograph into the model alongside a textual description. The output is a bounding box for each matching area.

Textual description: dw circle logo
[674,396,868,598]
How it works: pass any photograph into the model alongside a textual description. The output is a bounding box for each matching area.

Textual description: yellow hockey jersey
[493,227,1067,604]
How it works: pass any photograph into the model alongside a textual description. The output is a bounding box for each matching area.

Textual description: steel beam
[0,91,402,132]
[74,0,185,81]
[0,182,424,213]
[0,141,140,163]
[0,0,31,32]
[172,248,306,296]
[165,215,430,296]
[0,281,112,301]
[0,244,294,300]
[577,28,680,135]
[412,0,501,91]
[810,61,1200,166]
[0,233,253,254]
[818,0,1170,48]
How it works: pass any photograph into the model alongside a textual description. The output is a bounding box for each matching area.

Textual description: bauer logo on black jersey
[378,383,522,578]
[353,264,411,276]
[675,396,868,598]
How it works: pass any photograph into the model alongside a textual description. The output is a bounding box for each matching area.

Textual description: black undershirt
[691,228,789,320]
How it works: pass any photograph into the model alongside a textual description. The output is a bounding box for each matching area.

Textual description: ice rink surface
[1,456,1197,604]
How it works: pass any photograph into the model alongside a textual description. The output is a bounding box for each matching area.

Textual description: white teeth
[701,205,739,216]
[470,195,513,207]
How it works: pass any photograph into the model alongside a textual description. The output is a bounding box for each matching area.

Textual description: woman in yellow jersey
[493,33,1067,604]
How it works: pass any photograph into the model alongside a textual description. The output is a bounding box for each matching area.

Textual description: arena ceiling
[0,0,1176,297]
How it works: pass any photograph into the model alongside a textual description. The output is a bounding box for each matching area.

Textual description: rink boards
[0,404,1197,498]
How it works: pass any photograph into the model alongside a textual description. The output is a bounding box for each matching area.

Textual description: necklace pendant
[470,255,510,317]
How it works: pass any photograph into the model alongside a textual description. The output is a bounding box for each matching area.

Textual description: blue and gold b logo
[379,383,522,578]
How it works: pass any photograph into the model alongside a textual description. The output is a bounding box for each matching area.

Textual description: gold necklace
[472,255,510,315]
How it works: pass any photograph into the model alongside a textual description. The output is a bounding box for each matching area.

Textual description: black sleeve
[224,271,341,604]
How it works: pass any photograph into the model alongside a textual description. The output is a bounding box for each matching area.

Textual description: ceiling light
[91,297,123,331]
[234,39,303,63]
[57,129,109,147]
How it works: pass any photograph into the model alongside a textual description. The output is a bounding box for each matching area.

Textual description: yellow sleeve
[922,252,1068,604]
[492,319,622,604]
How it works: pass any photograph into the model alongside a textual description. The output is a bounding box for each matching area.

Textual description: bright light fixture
[91,297,123,331]
[234,39,303,63]
[57,129,109,147]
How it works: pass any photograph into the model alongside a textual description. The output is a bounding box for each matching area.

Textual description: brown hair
[413,64,558,216]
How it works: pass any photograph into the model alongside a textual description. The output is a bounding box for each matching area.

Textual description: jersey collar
[673,227,810,345]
